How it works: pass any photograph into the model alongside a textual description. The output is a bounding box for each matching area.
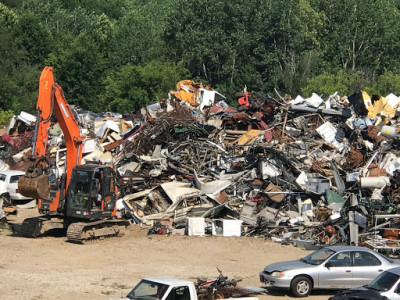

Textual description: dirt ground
[0,209,334,300]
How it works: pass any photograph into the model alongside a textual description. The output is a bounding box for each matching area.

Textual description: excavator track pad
[66,219,129,244]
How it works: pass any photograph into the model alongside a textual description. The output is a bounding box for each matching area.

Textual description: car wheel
[290,276,312,297]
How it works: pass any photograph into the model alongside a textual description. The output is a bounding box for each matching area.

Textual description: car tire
[290,276,312,297]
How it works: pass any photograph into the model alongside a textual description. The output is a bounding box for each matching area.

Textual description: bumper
[259,271,292,288]
[10,192,33,201]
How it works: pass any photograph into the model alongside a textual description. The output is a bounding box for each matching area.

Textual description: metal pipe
[31,110,41,156]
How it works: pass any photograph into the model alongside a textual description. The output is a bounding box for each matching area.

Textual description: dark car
[329,266,400,300]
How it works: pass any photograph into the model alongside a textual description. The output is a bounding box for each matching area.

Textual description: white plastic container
[360,176,390,189]
[186,217,205,236]
[212,219,242,237]
[381,125,399,137]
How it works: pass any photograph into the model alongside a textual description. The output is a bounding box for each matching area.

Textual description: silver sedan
[259,245,400,297]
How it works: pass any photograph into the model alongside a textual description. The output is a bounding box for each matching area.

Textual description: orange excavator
[15,66,128,243]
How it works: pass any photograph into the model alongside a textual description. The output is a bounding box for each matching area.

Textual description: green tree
[301,70,371,97]
[45,32,107,111]
[12,12,53,66]
[58,0,127,20]
[4,0,400,115]
[0,4,37,112]
[0,65,41,113]
[164,0,327,96]
[165,1,273,95]
[0,7,22,76]
[107,0,171,67]
[101,61,190,112]
[21,0,116,41]
[273,0,326,93]
[369,71,400,96]
[0,109,14,126]
[312,0,400,74]
[0,2,18,26]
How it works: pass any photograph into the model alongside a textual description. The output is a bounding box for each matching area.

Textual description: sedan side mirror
[325,262,332,268]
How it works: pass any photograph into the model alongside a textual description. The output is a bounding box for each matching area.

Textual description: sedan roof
[388,267,400,276]
[325,246,377,252]
[0,170,25,176]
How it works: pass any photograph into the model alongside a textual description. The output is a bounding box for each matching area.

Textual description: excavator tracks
[66,219,128,244]
[10,216,66,238]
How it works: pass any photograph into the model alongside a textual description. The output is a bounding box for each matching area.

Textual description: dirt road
[0,212,333,300]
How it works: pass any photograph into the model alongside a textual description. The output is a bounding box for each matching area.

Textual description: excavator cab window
[102,167,116,212]
[48,169,57,183]
[91,170,103,210]
[67,166,116,217]
[67,170,91,210]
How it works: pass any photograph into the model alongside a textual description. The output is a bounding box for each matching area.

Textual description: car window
[301,248,336,265]
[327,251,352,267]
[10,175,21,184]
[0,174,6,181]
[396,283,400,293]
[374,251,394,263]
[368,271,399,291]
[353,251,381,266]
[165,286,190,300]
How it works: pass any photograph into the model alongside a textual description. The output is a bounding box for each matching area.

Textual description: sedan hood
[264,259,311,272]
[330,286,387,300]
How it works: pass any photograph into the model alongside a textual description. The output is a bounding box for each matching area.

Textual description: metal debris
[3,84,400,255]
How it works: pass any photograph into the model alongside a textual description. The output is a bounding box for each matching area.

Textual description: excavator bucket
[18,175,51,200]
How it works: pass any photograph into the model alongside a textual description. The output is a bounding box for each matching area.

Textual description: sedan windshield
[300,248,336,265]
[367,271,399,292]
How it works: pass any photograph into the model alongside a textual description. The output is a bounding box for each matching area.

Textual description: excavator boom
[32,66,55,157]
[18,66,83,212]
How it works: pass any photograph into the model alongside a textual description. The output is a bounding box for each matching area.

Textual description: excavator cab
[66,164,117,219]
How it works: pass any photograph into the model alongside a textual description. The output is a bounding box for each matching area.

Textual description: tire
[290,276,312,297]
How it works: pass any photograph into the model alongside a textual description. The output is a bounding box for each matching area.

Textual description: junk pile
[3,81,400,253]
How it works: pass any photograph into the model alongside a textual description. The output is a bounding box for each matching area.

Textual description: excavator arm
[31,66,54,158]
[19,66,83,213]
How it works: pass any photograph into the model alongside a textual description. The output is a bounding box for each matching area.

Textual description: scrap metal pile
[3,80,400,252]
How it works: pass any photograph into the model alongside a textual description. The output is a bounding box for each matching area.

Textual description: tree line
[1,0,400,116]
